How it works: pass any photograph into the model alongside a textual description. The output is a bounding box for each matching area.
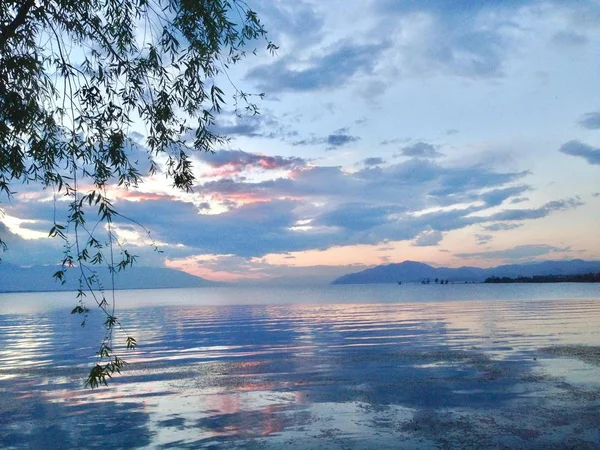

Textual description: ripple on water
[1,291,600,448]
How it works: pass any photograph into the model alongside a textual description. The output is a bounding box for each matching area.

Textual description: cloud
[190,159,554,249]
[255,1,324,51]
[380,138,408,146]
[246,40,389,93]
[398,142,444,158]
[482,222,523,231]
[482,197,583,221]
[456,244,572,260]
[209,114,262,138]
[115,197,313,258]
[193,149,307,178]
[374,1,510,79]
[363,157,385,166]
[315,203,404,232]
[475,234,493,245]
[326,133,360,148]
[246,158,529,211]
[293,128,360,149]
[559,140,600,165]
[166,252,369,286]
[480,185,530,207]
[0,222,62,266]
[111,161,530,257]
[370,0,597,86]
[578,112,600,130]
[0,149,582,265]
[551,30,588,48]
[412,228,443,246]
[375,0,520,16]
[185,111,299,142]
[509,197,528,204]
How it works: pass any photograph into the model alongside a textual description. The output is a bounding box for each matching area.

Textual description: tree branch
[0,0,36,48]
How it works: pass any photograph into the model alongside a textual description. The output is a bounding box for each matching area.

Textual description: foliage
[485,273,600,283]
[0,0,274,387]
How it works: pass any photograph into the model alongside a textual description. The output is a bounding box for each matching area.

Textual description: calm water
[1,284,600,449]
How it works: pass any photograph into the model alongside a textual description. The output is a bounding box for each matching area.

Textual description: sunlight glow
[1,215,48,240]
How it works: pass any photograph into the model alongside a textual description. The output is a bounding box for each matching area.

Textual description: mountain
[485,260,600,278]
[330,259,600,285]
[0,264,218,292]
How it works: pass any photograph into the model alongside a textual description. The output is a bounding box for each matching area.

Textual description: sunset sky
[1,0,599,285]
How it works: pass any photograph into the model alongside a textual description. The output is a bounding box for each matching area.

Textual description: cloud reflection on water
[1,290,600,448]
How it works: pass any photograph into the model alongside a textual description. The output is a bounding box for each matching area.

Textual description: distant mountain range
[330,260,600,285]
[0,263,218,293]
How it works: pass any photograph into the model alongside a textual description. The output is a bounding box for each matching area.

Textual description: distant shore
[484,273,600,284]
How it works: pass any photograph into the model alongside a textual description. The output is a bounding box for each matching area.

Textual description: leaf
[1,0,272,389]
[126,336,137,350]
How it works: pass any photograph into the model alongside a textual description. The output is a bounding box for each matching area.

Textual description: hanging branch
[0,0,274,387]
[0,0,36,48]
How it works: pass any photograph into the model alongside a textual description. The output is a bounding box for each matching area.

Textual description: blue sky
[1,0,600,284]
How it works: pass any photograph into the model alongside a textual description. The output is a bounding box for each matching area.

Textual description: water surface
[1,284,600,448]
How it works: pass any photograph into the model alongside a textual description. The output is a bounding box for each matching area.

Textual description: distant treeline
[419,278,450,284]
[484,272,600,283]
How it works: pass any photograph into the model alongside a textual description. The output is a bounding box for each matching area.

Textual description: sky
[1,0,600,285]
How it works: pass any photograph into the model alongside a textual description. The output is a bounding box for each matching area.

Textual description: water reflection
[1,292,600,448]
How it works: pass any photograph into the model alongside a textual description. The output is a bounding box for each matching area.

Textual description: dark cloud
[551,30,588,48]
[203,159,531,215]
[402,205,484,235]
[0,223,62,266]
[107,159,539,258]
[254,0,324,50]
[326,133,360,149]
[456,244,572,260]
[380,138,408,146]
[1,151,582,263]
[475,234,493,245]
[315,203,405,232]
[246,40,389,93]
[509,197,528,204]
[194,149,307,174]
[185,111,299,142]
[559,140,600,165]
[480,186,530,207]
[293,128,360,149]
[430,167,530,198]
[398,142,444,159]
[2,196,70,227]
[482,222,523,231]
[363,157,385,166]
[291,137,319,146]
[483,197,582,222]
[117,197,314,258]
[578,112,600,130]
[375,0,526,16]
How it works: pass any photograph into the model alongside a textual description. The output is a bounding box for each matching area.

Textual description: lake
[1,284,600,449]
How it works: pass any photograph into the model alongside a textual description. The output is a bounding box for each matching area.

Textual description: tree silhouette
[1,0,274,387]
